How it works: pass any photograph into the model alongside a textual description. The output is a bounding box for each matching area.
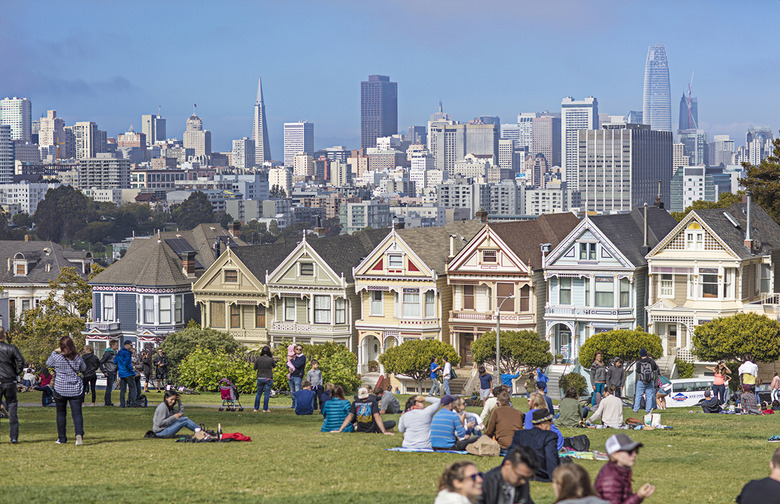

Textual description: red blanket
[221,432,252,441]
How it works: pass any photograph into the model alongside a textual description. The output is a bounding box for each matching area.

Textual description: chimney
[655,180,664,209]
[641,203,651,255]
[24,234,30,242]
[229,220,241,239]
[182,251,196,277]
[449,234,457,258]
[213,238,221,259]
[475,208,488,223]
[745,192,753,252]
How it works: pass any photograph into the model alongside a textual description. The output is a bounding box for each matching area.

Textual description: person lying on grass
[153,390,203,437]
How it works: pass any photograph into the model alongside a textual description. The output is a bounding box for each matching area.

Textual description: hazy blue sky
[1,1,777,156]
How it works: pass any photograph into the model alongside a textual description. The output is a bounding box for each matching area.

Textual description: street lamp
[494,294,516,385]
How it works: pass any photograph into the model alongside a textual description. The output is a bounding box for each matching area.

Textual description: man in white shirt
[587,386,624,428]
[739,356,759,391]
[442,356,453,395]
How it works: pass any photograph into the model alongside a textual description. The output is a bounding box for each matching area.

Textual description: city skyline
[1,1,777,156]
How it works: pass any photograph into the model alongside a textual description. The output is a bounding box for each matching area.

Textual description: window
[463,285,475,310]
[559,278,572,305]
[21,299,30,312]
[701,273,718,298]
[103,294,114,321]
[482,250,497,264]
[15,263,25,275]
[660,274,673,297]
[143,296,155,324]
[425,291,435,317]
[284,298,296,321]
[159,296,172,324]
[685,223,704,250]
[255,305,266,328]
[761,264,771,293]
[335,298,346,324]
[584,278,591,306]
[314,295,331,324]
[8,299,14,317]
[224,270,238,283]
[619,278,630,307]
[210,301,225,327]
[388,254,403,269]
[403,289,420,318]
[579,243,596,260]
[497,283,514,311]
[300,263,314,276]
[175,295,183,324]
[595,277,614,308]
[370,291,383,316]
[519,285,530,311]
[230,304,241,328]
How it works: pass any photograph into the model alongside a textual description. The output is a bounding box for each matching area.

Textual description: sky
[1,1,778,157]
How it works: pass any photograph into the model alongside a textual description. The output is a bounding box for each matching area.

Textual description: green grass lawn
[3,391,776,503]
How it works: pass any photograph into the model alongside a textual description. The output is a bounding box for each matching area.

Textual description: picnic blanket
[386,447,469,454]
[386,447,608,460]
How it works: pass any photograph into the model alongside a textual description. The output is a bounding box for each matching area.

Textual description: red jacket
[594,461,643,504]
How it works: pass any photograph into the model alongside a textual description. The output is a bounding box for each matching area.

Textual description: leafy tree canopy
[170,191,214,230]
[577,328,663,372]
[32,185,93,244]
[159,323,244,380]
[692,313,780,363]
[11,295,86,368]
[48,266,94,318]
[740,136,780,223]
[670,191,744,222]
[471,330,553,374]
[379,339,459,390]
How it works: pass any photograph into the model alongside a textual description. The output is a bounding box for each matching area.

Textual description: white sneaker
[194,428,201,433]
[75,435,83,446]
[55,439,64,445]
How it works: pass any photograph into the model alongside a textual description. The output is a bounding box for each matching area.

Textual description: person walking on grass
[99,339,118,406]
[632,349,658,413]
[253,345,275,413]
[737,446,780,504]
[153,347,169,392]
[153,390,203,437]
[478,367,493,406]
[594,434,655,504]
[0,326,24,444]
[80,345,100,407]
[141,348,153,393]
[590,352,607,407]
[115,341,137,408]
[47,336,86,446]
[434,460,483,504]
[429,357,442,396]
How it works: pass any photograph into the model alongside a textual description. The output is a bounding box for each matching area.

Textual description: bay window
[619,278,630,307]
[103,294,114,321]
[143,296,155,324]
[159,296,172,324]
[335,298,346,324]
[559,278,572,305]
[210,301,225,328]
[402,289,420,318]
[175,295,183,324]
[370,291,383,316]
[314,295,331,324]
[284,298,296,321]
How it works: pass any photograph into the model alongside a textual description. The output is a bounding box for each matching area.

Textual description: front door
[459,333,474,366]
[556,329,571,364]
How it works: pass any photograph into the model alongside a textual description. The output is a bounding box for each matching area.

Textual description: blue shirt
[501,372,520,387]
[430,362,439,379]
[321,397,352,432]
[430,408,466,449]
[293,389,316,415]
[479,373,493,390]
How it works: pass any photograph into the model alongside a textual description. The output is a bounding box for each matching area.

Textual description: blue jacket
[290,354,306,379]
[501,372,520,387]
[115,347,135,378]
[293,389,316,415]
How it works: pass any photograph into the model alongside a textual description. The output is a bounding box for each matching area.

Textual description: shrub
[675,357,695,379]
[578,327,663,372]
[693,313,780,363]
[178,346,255,393]
[265,341,361,393]
[160,323,245,382]
[559,372,588,397]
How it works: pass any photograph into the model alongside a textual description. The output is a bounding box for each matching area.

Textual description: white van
[666,378,714,408]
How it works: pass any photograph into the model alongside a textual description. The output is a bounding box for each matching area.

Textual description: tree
[11,295,86,368]
[740,136,780,223]
[670,191,744,222]
[692,313,780,363]
[48,266,93,318]
[159,323,244,380]
[170,191,214,230]
[178,347,255,393]
[471,330,553,374]
[12,212,32,229]
[322,216,342,237]
[577,328,663,373]
[379,339,459,392]
[268,341,361,393]
[33,185,93,244]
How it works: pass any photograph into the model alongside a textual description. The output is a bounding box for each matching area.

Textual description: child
[478,366,493,406]
[595,434,655,503]
[285,343,296,389]
[306,360,324,410]
[320,382,335,409]
[293,380,316,415]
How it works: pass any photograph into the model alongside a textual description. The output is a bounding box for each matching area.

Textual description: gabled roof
[489,213,580,270]
[230,241,300,283]
[693,202,780,258]
[0,241,91,285]
[396,220,484,273]
[304,228,390,283]
[90,238,189,287]
[587,207,678,266]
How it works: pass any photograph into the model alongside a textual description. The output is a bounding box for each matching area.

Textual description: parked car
[666,378,714,408]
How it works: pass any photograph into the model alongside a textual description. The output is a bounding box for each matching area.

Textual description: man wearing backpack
[633,348,659,413]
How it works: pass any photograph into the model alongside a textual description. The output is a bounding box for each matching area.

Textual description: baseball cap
[357,387,369,399]
[605,434,643,455]
[440,395,457,406]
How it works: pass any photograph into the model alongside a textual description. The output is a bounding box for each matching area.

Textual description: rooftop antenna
[158,104,161,117]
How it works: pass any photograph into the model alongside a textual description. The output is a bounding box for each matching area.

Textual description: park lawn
[2,395,777,504]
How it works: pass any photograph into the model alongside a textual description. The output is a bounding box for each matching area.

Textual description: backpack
[639,359,654,384]
[450,368,457,379]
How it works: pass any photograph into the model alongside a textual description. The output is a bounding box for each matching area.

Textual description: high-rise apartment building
[77,153,131,190]
[0,97,32,141]
[517,113,538,150]
[746,127,774,166]
[0,126,12,184]
[284,121,314,168]
[409,150,435,196]
[429,123,498,176]
[141,114,167,145]
[39,110,65,157]
[74,121,99,160]
[642,44,672,132]
[252,77,272,165]
[678,129,708,166]
[360,75,397,149]
[231,137,255,170]
[673,143,689,174]
[561,96,598,190]
[532,115,561,167]
[183,114,211,160]
[578,123,673,213]
[678,92,698,131]
[268,167,292,197]
[498,140,516,171]
[710,135,734,167]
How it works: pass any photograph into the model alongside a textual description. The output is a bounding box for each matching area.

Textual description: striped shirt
[46,352,85,397]
[321,398,353,432]
[430,408,466,449]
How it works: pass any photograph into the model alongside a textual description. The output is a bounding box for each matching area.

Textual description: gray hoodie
[153,400,184,433]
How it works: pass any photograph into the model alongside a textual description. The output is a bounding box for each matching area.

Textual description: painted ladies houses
[85,224,242,354]
[646,201,780,362]
[543,206,677,364]
[352,221,483,373]
[446,214,580,366]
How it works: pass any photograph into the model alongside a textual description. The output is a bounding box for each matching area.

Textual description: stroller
[218,378,243,412]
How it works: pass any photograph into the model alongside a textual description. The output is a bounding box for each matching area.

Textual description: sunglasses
[468,472,484,482]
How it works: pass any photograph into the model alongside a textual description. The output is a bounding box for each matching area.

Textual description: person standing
[115,341,137,408]
[632,348,659,413]
[429,357,442,396]
[606,358,626,399]
[739,356,759,392]
[590,352,607,406]
[289,344,306,409]
[0,326,24,444]
[141,349,153,393]
[736,446,780,504]
[442,356,452,396]
[253,345,275,413]
[772,372,780,403]
[131,348,144,404]
[306,359,323,411]
[153,348,169,392]
[47,336,86,446]
[478,366,493,406]
[80,345,100,407]
[99,340,118,405]
[705,361,731,405]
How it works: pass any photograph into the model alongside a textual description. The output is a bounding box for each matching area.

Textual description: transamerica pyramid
[252,77,272,165]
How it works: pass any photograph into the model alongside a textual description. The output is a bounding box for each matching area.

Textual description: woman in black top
[253,346,276,413]
[81,345,101,407]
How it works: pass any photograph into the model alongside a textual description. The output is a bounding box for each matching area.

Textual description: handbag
[466,435,501,457]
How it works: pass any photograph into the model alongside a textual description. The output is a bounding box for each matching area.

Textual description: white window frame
[370,291,383,316]
[660,274,673,298]
[559,278,572,305]
[335,298,346,325]
[579,243,596,261]
[425,291,435,317]
[300,263,314,276]
[284,297,296,321]
[619,278,630,308]
[314,295,331,324]
[159,296,172,325]
[686,231,704,250]
[174,295,183,324]
[594,277,614,308]
[388,254,403,269]
[402,289,420,318]
[143,295,155,324]
[102,293,115,321]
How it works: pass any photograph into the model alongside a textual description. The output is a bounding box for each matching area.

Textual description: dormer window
[482,250,497,264]
[579,243,596,261]
[685,222,704,250]
[15,263,25,275]
[224,270,238,283]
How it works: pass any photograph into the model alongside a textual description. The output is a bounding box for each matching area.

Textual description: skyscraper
[284,121,314,168]
[252,77,272,165]
[360,75,397,149]
[74,121,99,160]
[532,114,561,167]
[232,137,255,170]
[0,125,13,184]
[678,92,698,131]
[0,97,32,142]
[141,114,167,145]
[183,114,211,160]
[642,44,672,132]
[561,96,598,190]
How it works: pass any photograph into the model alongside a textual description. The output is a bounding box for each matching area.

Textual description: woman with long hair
[80,345,101,407]
[321,385,352,432]
[46,336,86,445]
[253,345,275,413]
[706,361,732,405]
[552,464,608,503]
[434,461,483,504]
[152,390,202,436]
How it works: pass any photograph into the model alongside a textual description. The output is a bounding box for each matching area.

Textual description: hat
[357,387,369,399]
[605,434,643,455]
[639,348,647,357]
[124,340,134,347]
[531,408,553,424]
[441,395,457,406]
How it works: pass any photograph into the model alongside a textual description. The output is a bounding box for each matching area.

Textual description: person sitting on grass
[479,385,508,425]
[334,386,395,435]
[454,397,483,436]
[594,434,655,504]
[375,385,401,414]
[557,387,584,428]
[484,390,524,449]
[737,446,780,504]
[700,390,722,414]
[479,445,538,504]
[398,395,441,449]
[321,385,352,433]
[586,386,624,429]
[293,380,316,415]
[507,409,560,482]
[553,463,609,504]
[740,384,761,414]
[153,390,203,437]
[537,381,554,415]
[431,395,480,451]
[525,392,564,450]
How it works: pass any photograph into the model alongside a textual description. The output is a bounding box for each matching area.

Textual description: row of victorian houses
[80,198,780,384]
